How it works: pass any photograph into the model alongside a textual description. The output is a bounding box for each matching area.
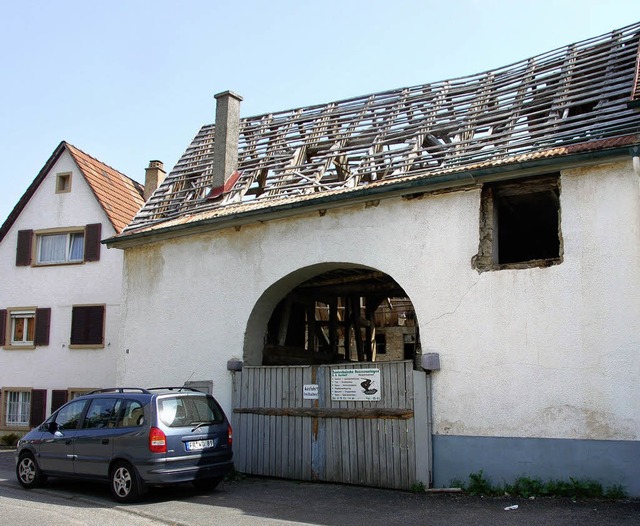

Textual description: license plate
[186,439,216,451]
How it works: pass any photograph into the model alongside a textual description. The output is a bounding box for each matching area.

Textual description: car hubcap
[113,467,131,497]
[19,458,35,483]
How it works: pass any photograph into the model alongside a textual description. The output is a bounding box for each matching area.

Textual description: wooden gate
[231,360,430,490]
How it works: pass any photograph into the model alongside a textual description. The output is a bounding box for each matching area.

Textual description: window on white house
[70,305,105,347]
[5,390,31,427]
[17,224,101,267]
[10,310,35,346]
[36,231,84,264]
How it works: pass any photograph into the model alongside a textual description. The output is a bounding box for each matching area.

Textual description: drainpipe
[422,352,440,488]
[212,91,243,190]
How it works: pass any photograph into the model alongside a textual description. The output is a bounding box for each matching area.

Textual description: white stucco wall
[118,158,640,442]
[0,150,124,415]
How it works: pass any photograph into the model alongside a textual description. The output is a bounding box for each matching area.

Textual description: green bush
[410,481,426,493]
[0,433,20,447]
[451,471,627,500]
[466,470,498,496]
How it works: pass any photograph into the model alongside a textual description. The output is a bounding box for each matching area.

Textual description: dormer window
[56,172,72,193]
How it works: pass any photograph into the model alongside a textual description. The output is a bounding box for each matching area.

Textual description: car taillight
[227,423,233,446]
[149,427,167,453]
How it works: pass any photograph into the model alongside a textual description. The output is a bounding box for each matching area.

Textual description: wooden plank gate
[231,360,431,490]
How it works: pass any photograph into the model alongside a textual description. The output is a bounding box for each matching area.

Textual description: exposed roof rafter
[125,22,640,235]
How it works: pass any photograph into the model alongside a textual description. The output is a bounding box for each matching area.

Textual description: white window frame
[36,230,84,265]
[69,388,94,400]
[9,309,35,346]
[5,389,31,427]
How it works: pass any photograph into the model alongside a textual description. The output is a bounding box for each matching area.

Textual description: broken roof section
[125,22,640,236]
[0,141,144,242]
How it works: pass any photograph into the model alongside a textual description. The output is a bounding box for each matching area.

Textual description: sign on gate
[331,368,381,401]
[303,384,319,399]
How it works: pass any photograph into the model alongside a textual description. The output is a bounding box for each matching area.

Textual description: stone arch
[243,262,420,367]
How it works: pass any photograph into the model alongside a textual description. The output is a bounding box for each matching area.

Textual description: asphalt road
[2,449,639,525]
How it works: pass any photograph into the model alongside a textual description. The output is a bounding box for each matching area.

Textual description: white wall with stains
[118,158,640,443]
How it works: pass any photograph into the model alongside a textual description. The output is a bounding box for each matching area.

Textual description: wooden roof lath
[126,22,640,234]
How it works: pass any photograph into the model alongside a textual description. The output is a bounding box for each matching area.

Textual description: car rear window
[157,395,225,427]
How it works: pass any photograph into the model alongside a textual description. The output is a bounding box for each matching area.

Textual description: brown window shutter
[51,390,68,413]
[71,305,104,345]
[84,223,102,262]
[34,308,51,346]
[16,229,33,266]
[0,309,6,346]
[30,389,47,426]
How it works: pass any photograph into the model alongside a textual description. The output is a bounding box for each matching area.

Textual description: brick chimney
[212,90,243,190]
[144,160,166,200]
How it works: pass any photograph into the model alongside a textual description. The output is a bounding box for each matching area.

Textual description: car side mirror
[47,422,58,434]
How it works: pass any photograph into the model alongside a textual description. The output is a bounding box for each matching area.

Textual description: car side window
[83,398,121,429]
[117,400,145,427]
[54,399,88,431]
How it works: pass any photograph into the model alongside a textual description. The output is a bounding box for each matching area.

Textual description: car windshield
[157,395,224,427]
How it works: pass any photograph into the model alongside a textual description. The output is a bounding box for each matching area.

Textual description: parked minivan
[15,387,233,502]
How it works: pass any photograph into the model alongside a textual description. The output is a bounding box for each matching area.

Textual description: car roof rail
[148,386,202,393]
[87,387,152,394]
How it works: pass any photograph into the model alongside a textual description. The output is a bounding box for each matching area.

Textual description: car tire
[16,452,46,489]
[110,461,141,503]
[192,477,222,491]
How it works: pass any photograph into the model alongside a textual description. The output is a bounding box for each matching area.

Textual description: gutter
[104,144,638,250]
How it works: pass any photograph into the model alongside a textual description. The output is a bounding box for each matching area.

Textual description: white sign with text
[331,368,381,401]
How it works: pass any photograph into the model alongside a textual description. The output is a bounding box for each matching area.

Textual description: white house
[107,23,640,494]
[0,142,163,434]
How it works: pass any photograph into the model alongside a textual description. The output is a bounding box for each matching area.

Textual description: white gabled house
[108,24,640,494]
[0,142,163,434]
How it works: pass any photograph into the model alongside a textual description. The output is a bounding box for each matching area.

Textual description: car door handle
[65,440,72,445]
[101,438,109,445]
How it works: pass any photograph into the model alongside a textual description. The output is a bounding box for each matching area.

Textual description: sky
[1,0,638,223]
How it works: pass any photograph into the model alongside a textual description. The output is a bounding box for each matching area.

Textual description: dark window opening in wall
[403,334,416,360]
[375,333,387,354]
[475,175,561,270]
[497,190,560,263]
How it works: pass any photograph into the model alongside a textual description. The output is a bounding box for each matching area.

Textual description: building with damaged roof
[107,22,640,494]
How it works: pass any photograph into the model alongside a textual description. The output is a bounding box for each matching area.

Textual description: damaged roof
[121,22,640,240]
[0,141,144,242]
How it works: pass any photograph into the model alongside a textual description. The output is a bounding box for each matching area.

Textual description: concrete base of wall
[433,435,640,496]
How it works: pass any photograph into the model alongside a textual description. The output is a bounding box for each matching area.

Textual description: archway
[244,264,420,367]
[236,264,431,490]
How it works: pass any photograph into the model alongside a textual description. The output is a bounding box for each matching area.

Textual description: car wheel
[16,452,46,489]
[110,461,140,503]
[192,477,222,490]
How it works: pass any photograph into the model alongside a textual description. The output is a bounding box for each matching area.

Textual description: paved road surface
[2,449,639,525]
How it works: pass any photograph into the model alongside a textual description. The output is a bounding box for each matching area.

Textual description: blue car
[15,387,233,502]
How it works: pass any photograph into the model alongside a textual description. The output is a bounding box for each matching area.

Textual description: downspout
[421,352,441,488]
